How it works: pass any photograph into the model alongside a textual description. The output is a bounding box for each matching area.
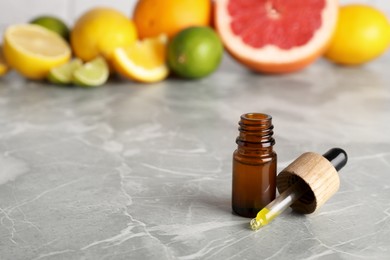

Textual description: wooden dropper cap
[276,148,348,214]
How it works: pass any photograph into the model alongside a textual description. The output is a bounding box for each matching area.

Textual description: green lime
[72,57,109,87]
[30,15,70,40]
[167,26,223,79]
[47,59,83,85]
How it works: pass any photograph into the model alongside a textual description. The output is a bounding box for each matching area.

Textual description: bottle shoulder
[233,149,277,164]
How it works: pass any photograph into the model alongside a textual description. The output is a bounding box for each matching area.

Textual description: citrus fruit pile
[0,1,389,86]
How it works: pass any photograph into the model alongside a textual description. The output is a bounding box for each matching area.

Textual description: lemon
[0,47,9,76]
[3,24,71,80]
[112,35,169,83]
[47,58,83,84]
[71,7,138,62]
[73,57,109,87]
[167,26,223,79]
[30,15,70,40]
[324,4,390,65]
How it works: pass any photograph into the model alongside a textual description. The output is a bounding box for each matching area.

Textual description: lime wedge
[47,59,83,84]
[72,57,109,87]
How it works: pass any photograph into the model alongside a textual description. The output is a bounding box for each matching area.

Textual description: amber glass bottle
[232,113,277,218]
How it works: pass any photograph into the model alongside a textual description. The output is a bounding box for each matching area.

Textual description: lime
[30,15,70,40]
[47,59,83,84]
[72,57,109,87]
[167,26,223,79]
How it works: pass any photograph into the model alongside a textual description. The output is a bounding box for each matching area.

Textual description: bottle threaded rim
[237,113,275,147]
[241,113,272,122]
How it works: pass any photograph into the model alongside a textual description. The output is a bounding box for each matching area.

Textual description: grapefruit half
[215,0,339,73]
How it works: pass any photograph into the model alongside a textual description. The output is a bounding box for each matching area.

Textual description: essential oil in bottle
[232,113,277,218]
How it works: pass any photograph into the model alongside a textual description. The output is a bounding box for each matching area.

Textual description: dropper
[250,148,348,231]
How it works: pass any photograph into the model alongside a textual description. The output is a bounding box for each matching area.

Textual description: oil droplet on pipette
[250,208,280,230]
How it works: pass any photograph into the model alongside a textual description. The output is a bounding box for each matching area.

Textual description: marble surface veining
[0,54,390,260]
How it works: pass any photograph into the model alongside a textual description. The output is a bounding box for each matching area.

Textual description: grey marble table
[0,53,389,260]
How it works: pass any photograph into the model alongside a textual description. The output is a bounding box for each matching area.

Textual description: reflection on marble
[0,54,390,259]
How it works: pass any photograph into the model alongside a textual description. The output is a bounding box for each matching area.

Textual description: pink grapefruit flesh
[215,0,339,73]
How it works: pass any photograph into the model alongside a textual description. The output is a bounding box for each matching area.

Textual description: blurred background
[0,0,389,39]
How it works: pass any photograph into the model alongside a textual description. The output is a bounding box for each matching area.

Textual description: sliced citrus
[47,58,83,84]
[73,57,109,87]
[214,0,339,73]
[3,24,71,79]
[112,35,169,83]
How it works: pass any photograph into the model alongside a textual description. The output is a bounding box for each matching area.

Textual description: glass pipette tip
[250,181,308,230]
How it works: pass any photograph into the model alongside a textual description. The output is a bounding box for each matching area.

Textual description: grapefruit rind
[215,0,339,73]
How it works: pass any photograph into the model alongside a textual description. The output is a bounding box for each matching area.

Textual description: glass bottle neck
[236,113,275,155]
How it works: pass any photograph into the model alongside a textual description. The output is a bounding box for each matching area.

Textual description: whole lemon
[324,4,390,65]
[71,7,137,62]
[133,0,211,39]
